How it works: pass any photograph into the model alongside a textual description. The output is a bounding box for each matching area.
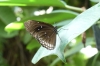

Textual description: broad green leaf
[22,32,32,44]
[5,10,78,33]
[50,38,93,66]
[0,6,16,24]
[26,39,40,51]
[5,22,24,33]
[0,0,83,12]
[0,21,18,38]
[90,0,99,3]
[24,10,78,24]
[0,0,66,8]
[0,7,17,38]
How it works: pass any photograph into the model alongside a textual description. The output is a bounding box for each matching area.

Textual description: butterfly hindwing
[24,20,57,50]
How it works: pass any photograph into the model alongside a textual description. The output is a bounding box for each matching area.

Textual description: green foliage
[0,0,100,66]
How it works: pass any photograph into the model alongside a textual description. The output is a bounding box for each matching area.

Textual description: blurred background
[0,0,100,66]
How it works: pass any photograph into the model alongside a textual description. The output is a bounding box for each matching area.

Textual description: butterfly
[24,20,57,50]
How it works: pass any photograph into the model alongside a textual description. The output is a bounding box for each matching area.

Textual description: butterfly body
[24,20,57,50]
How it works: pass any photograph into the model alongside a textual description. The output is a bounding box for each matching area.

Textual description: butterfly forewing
[24,20,57,50]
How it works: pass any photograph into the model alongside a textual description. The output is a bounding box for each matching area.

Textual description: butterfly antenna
[57,28,67,46]
[54,21,68,47]
[57,33,63,43]
[54,22,68,46]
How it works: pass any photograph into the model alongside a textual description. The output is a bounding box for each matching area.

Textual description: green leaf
[0,6,16,24]
[31,2,100,64]
[26,10,78,23]
[50,37,93,66]
[0,21,18,38]
[5,22,24,33]
[26,39,40,51]
[0,0,66,8]
[0,7,17,38]
[22,33,32,44]
[5,10,77,33]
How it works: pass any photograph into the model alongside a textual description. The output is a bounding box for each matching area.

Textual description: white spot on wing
[44,32,47,34]
[41,26,43,28]
[38,29,40,30]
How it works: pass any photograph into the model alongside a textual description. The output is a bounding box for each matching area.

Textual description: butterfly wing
[36,28,56,50]
[24,20,57,50]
